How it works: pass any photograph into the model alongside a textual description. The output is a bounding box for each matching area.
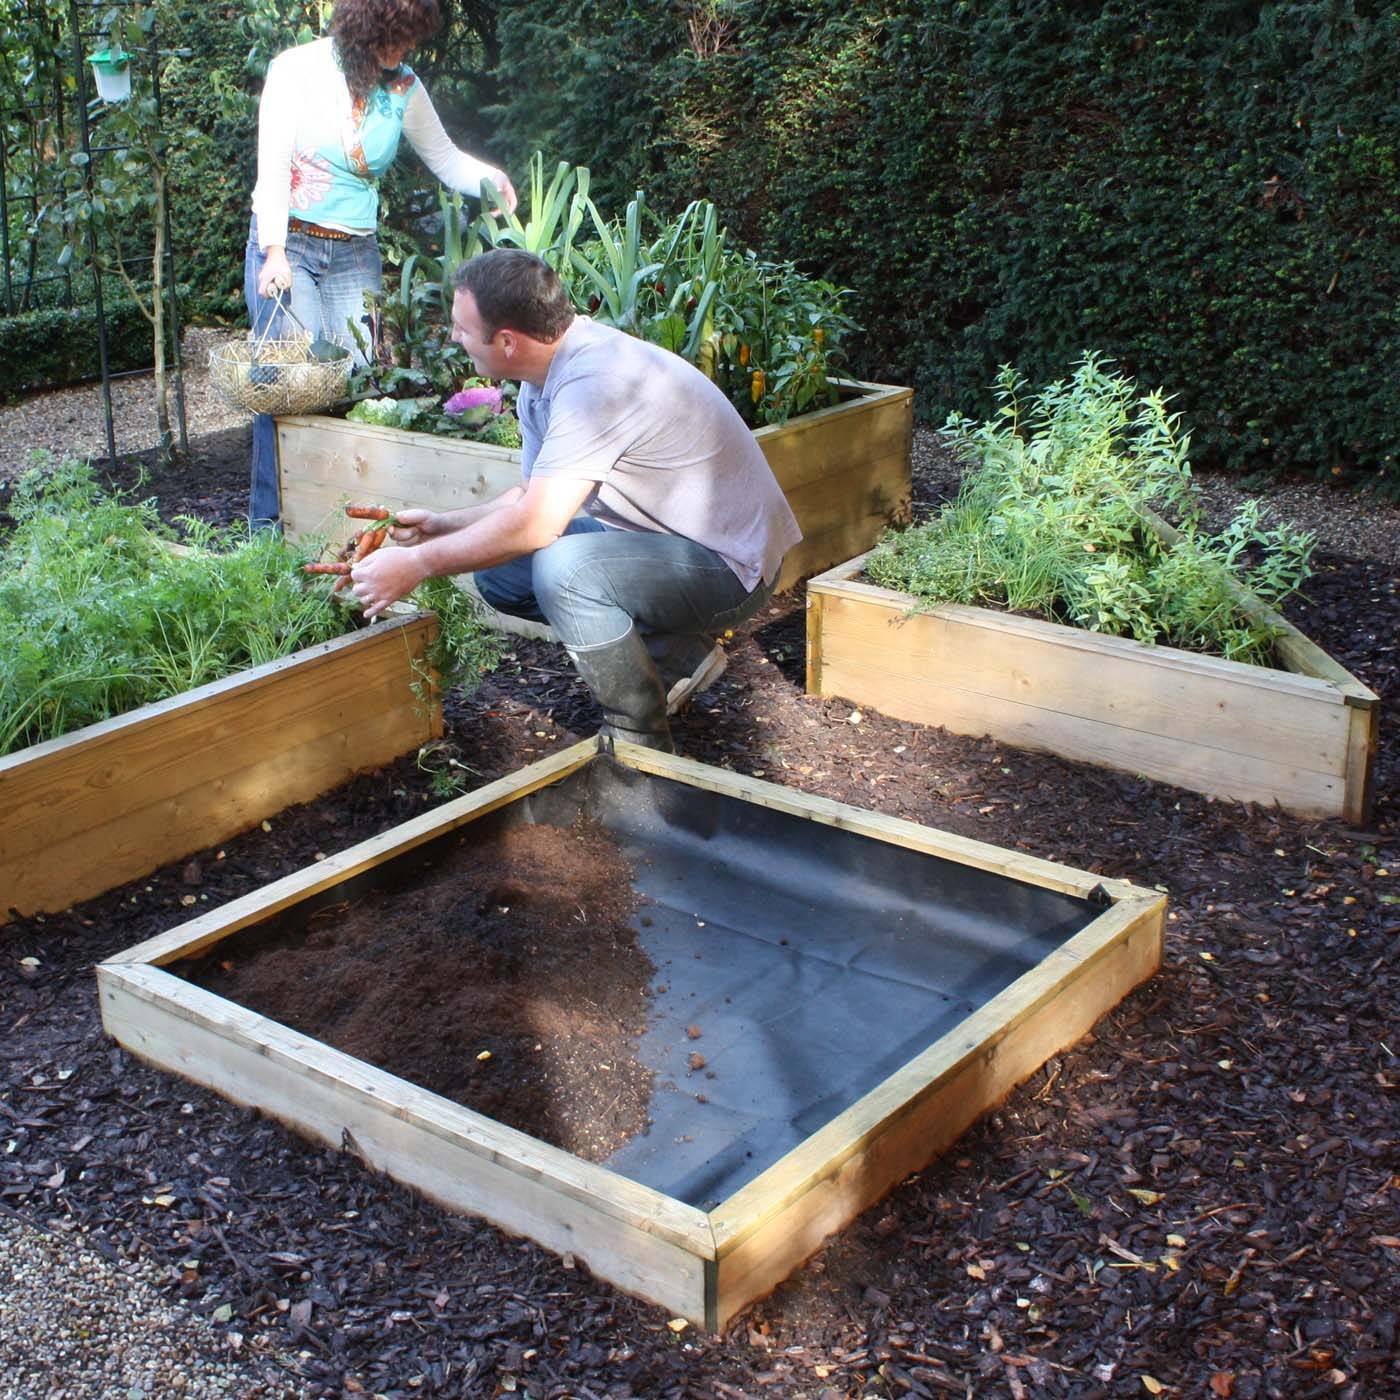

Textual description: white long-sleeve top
[251,37,505,251]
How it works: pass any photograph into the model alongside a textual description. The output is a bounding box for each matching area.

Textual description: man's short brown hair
[452,250,576,342]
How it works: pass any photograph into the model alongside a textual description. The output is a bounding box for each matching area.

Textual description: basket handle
[253,287,316,358]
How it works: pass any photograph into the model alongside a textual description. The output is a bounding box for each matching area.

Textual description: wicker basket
[208,336,352,416]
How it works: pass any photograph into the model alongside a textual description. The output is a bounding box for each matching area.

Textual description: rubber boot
[566,627,676,753]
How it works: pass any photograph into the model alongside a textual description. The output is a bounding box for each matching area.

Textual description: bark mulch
[2,423,1398,1399]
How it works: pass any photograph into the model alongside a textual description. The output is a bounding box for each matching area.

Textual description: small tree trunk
[149,164,170,456]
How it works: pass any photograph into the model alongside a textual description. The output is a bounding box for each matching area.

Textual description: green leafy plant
[351,155,860,433]
[0,458,504,757]
[866,356,1316,664]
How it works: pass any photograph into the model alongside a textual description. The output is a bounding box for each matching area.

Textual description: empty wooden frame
[99,738,1164,1329]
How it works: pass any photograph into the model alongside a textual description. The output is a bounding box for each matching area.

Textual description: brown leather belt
[287,216,359,242]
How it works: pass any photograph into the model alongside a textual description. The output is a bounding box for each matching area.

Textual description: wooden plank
[813,568,1354,703]
[610,742,1143,903]
[758,386,913,491]
[277,417,521,545]
[708,894,1164,1328]
[814,588,1352,768]
[817,610,1349,812]
[99,963,714,1321]
[2,620,437,849]
[1343,703,1379,826]
[0,616,439,923]
[776,448,912,590]
[110,739,602,967]
[805,589,825,694]
[8,695,436,919]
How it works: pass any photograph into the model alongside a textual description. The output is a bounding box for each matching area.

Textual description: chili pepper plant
[371,153,860,431]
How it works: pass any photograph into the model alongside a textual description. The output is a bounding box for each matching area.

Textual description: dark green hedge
[489,0,1400,483]
[0,299,150,395]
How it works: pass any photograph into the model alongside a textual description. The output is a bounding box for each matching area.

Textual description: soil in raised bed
[182,818,657,1163]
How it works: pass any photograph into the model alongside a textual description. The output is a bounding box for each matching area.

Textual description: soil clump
[185,820,655,1163]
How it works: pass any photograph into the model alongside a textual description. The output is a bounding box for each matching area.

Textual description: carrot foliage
[0,458,347,756]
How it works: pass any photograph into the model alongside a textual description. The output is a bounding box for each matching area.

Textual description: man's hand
[350,544,430,620]
[387,508,442,547]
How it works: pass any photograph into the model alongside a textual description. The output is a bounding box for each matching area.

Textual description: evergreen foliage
[0,298,151,394]
[489,0,1400,483]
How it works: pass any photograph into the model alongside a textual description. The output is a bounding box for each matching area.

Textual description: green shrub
[0,300,151,395]
[866,356,1316,665]
[488,1,1400,485]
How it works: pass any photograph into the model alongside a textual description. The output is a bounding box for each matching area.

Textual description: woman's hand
[257,246,293,300]
[483,170,518,216]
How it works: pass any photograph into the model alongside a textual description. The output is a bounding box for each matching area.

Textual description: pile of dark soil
[183,820,654,1163]
[2,427,1397,1399]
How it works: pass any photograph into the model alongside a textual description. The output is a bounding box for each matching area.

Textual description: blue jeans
[244,216,382,528]
[476,518,773,653]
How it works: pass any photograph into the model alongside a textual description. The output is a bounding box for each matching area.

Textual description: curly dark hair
[331,0,442,99]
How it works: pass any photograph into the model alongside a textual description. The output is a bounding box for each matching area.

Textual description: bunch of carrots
[303,504,397,598]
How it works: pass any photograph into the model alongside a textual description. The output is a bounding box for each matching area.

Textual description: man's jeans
[243,216,382,528]
[475,518,774,657]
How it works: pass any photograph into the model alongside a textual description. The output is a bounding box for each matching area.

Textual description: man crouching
[350,248,801,753]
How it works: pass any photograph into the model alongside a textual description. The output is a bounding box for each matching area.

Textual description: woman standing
[245,0,516,528]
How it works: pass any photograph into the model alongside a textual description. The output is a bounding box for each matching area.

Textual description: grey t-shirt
[516,317,802,590]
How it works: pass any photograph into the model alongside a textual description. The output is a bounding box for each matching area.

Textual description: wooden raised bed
[807,551,1378,823]
[0,613,440,925]
[98,736,1164,1330]
[274,379,914,592]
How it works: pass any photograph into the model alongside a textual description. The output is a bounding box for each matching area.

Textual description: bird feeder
[87,48,132,103]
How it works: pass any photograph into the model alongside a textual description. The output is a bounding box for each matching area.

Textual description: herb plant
[866,356,1315,664]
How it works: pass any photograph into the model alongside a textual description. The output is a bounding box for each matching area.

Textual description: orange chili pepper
[750,369,765,404]
[813,327,825,345]
[738,343,750,366]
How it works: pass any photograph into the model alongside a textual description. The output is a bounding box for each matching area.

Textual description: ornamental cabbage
[346,396,431,429]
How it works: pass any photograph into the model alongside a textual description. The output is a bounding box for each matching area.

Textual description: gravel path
[3,336,1398,572]
[0,328,249,469]
[0,1216,305,1399]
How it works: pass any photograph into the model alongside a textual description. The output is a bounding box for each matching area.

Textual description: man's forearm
[428,485,524,534]
[415,500,565,579]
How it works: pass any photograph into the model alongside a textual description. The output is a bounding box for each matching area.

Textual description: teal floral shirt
[252,36,502,250]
